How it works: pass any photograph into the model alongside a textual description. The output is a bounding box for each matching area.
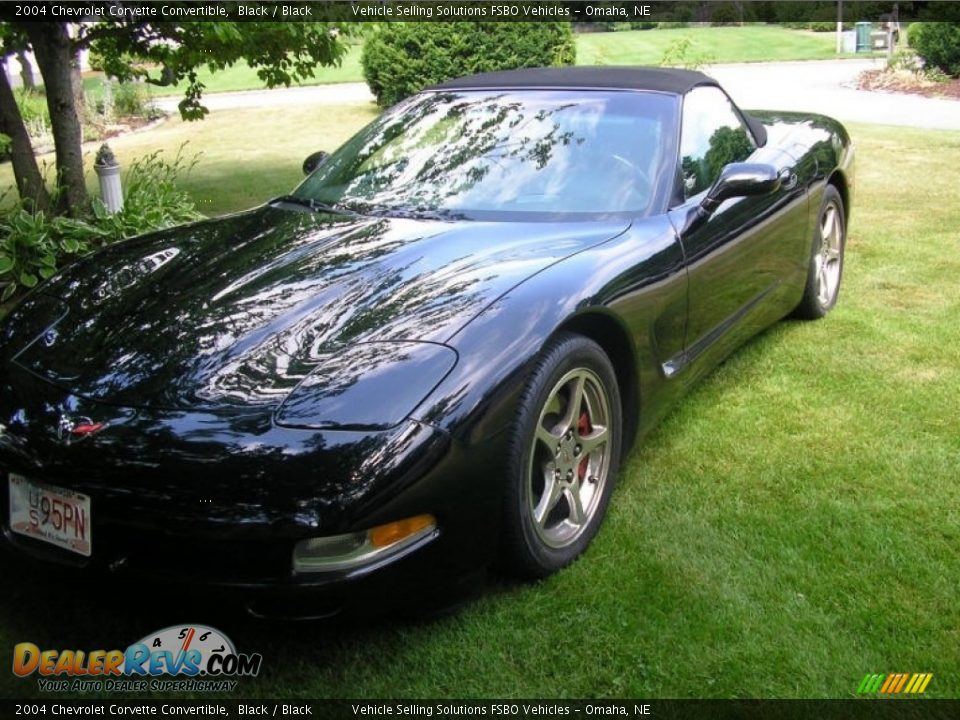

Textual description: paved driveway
[154,59,960,130]
[708,58,960,130]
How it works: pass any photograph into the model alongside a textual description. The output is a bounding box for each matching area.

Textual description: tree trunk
[16,49,35,90]
[70,44,85,119]
[23,22,89,217]
[0,58,50,212]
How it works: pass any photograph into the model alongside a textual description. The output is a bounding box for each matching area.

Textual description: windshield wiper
[366,206,463,222]
[272,195,359,217]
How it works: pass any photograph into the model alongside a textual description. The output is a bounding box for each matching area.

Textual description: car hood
[11,205,628,409]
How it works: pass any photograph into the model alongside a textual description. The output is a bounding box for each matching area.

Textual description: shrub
[887,48,922,73]
[0,207,104,301]
[660,35,715,71]
[15,88,49,127]
[709,2,741,24]
[89,80,162,125]
[361,22,575,107]
[909,22,960,77]
[113,81,161,120]
[14,88,51,145]
[90,146,202,239]
[87,47,106,73]
[0,147,201,302]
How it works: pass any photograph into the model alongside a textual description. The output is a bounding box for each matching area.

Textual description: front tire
[500,333,622,580]
[794,185,846,319]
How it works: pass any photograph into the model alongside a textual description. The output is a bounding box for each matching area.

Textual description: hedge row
[362,23,576,107]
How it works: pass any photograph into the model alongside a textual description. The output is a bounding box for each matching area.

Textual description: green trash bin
[855,22,872,53]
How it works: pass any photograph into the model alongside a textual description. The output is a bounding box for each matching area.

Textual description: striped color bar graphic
[857,673,933,694]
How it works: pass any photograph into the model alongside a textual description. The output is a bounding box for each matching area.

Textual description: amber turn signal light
[370,514,436,548]
[293,514,437,573]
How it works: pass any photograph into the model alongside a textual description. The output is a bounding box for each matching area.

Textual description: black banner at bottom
[1,699,958,720]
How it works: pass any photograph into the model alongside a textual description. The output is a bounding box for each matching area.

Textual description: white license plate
[8,474,91,556]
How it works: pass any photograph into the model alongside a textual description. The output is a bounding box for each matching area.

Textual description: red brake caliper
[577,411,591,480]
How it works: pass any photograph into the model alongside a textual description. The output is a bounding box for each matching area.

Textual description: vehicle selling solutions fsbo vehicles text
[349,4,651,19]
[349,704,650,716]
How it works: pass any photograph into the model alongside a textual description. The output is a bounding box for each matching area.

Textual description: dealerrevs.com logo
[13,624,262,693]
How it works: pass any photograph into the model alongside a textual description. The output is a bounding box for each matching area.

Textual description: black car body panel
[0,68,854,610]
[8,209,630,409]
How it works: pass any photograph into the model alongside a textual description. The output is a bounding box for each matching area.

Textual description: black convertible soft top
[429,65,767,147]
[429,66,719,95]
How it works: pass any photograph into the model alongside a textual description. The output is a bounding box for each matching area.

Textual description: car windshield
[293,90,677,221]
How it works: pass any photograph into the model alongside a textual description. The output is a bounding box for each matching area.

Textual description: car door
[668,86,806,373]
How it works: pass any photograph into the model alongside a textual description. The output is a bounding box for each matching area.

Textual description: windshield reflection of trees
[300,92,659,216]
[682,125,754,196]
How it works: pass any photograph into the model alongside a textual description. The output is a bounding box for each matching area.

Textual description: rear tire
[499,333,622,580]
[794,185,846,320]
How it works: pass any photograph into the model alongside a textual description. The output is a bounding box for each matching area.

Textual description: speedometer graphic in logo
[134,624,235,675]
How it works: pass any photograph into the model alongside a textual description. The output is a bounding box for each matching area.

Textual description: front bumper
[0,365,503,606]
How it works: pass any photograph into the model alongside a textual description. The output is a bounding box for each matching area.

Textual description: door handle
[778,167,798,191]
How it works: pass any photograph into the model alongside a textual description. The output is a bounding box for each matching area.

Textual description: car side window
[679,86,756,200]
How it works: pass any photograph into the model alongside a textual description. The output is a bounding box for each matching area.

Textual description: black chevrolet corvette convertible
[0,67,853,614]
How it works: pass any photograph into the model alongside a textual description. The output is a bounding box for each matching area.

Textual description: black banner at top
[2,1,960,24]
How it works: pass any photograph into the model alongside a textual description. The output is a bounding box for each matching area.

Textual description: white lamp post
[94,143,123,214]
[837,1,844,54]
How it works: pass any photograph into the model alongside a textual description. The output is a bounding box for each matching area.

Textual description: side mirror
[700,162,781,214]
[302,151,330,176]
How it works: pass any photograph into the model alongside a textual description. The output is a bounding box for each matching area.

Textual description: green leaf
[38,266,56,280]
[1,283,15,302]
[62,238,80,253]
[0,256,13,274]
[40,254,57,267]
[19,272,38,288]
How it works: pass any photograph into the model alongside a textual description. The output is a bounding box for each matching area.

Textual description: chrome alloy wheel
[815,199,843,307]
[527,368,612,549]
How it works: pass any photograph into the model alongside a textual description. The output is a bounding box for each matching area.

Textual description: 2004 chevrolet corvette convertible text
[0,68,852,615]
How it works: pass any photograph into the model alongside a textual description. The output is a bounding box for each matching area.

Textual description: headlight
[274,341,457,431]
[293,514,437,573]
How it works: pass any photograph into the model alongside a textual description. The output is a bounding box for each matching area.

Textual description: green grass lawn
[83,103,381,216]
[76,26,870,101]
[1,115,959,700]
[81,43,366,100]
[577,25,867,66]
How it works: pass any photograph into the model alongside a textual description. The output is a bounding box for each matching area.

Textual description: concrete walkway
[154,59,960,131]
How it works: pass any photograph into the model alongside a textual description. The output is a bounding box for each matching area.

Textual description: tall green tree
[0,17,350,217]
[0,25,50,212]
[24,22,88,216]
